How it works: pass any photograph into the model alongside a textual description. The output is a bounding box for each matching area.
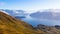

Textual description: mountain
[0,11,45,34]
[30,10,60,20]
[30,11,52,19]
[0,9,27,18]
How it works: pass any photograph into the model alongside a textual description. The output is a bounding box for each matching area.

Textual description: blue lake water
[19,16,60,26]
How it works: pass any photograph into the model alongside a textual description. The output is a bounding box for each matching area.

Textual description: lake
[18,16,60,26]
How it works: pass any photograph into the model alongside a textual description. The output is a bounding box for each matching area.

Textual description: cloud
[0,2,5,5]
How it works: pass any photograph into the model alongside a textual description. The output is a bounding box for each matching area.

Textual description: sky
[0,0,60,11]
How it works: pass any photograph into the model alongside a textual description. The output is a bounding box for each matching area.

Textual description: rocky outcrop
[35,24,60,34]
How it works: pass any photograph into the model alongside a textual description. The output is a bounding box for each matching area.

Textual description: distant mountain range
[30,9,60,20]
[1,9,60,20]
[0,9,28,18]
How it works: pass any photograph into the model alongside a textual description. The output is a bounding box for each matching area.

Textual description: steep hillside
[0,11,45,34]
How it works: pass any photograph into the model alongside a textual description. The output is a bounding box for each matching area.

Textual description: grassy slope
[0,11,45,34]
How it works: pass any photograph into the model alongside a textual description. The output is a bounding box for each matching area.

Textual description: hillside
[0,11,45,34]
[35,24,60,34]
